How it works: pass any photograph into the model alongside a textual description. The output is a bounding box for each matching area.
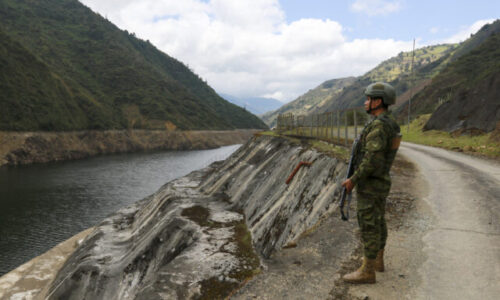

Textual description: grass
[403,114,500,159]
[257,130,350,160]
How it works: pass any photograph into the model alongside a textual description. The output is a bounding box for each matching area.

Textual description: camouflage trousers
[356,191,388,259]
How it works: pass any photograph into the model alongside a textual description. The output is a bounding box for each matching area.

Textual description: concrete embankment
[1,134,348,299]
[0,129,258,167]
[1,134,350,299]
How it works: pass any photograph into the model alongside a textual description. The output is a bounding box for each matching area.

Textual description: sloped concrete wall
[43,135,346,299]
[201,135,346,257]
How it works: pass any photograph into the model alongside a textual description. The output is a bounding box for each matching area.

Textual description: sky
[79,0,498,102]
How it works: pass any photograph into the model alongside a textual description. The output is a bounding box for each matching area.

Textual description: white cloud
[430,27,439,34]
[80,0,413,102]
[442,19,495,43]
[350,0,402,16]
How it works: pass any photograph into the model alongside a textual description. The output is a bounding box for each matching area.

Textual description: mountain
[314,43,457,114]
[260,77,357,127]
[418,32,500,133]
[0,0,267,131]
[0,27,90,131]
[396,20,500,128]
[261,43,457,127]
[219,93,283,115]
[265,20,500,132]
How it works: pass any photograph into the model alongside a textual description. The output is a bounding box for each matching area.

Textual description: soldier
[341,82,401,284]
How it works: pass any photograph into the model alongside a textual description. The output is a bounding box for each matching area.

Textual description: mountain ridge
[0,0,267,131]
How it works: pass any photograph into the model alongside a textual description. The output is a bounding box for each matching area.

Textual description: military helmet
[364,82,396,105]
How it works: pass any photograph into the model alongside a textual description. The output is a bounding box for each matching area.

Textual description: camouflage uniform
[350,111,401,259]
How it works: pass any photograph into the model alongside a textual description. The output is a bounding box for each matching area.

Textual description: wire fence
[276,106,367,147]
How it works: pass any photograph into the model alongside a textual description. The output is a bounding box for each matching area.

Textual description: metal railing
[276,107,367,147]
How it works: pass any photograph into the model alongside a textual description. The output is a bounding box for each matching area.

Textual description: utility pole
[407,38,415,133]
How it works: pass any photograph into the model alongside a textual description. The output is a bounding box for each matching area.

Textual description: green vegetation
[309,140,349,160]
[260,77,356,127]
[401,31,500,120]
[396,20,500,123]
[262,43,457,128]
[257,131,349,160]
[0,0,267,131]
[366,44,457,83]
[403,115,500,159]
[0,28,91,130]
[181,205,260,300]
[267,20,500,134]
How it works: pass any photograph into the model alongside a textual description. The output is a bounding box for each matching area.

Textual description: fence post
[331,112,334,140]
[315,114,318,138]
[329,112,332,140]
[354,109,357,138]
[309,115,312,137]
[337,110,340,144]
[321,114,324,138]
[277,115,281,133]
[344,112,348,147]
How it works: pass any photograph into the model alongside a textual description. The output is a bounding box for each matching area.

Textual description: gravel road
[348,142,500,300]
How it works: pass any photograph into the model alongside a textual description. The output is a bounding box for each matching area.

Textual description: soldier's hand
[342,179,354,194]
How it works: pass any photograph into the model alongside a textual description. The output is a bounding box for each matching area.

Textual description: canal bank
[0,129,258,167]
[0,134,352,299]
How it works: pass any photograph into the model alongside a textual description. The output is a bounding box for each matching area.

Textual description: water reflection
[0,144,240,275]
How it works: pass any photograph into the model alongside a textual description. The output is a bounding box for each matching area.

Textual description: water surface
[0,145,240,275]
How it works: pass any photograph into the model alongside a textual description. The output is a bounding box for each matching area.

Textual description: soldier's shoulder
[371,119,386,129]
[378,113,400,130]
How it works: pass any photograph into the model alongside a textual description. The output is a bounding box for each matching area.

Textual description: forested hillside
[0,0,267,131]
[0,28,91,130]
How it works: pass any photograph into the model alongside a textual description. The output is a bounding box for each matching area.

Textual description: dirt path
[344,142,500,300]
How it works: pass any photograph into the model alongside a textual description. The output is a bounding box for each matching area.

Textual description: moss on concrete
[182,205,261,299]
[181,205,211,227]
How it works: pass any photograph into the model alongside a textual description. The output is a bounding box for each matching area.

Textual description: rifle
[339,138,360,221]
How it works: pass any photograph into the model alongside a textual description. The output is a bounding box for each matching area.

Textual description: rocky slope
[42,135,347,299]
[421,33,500,134]
[0,129,257,167]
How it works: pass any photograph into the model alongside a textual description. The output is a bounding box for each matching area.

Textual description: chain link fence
[276,107,367,146]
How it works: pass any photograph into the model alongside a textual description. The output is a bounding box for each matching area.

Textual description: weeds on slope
[403,114,500,160]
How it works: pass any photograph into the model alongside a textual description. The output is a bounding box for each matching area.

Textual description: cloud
[80,0,413,102]
[442,19,495,43]
[350,0,402,16]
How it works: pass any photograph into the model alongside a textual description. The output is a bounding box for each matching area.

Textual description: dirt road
[346,142,500,300]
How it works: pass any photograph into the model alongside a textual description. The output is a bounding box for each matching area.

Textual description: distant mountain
[267,19,500,133]
[0,0,267,131]
[219,93,283,115]
[313,43,457,114]
[261,43,458,127]
[260,77,357,127]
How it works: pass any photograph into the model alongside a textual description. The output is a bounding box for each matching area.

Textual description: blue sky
[281,0,499,42]
[80,0,498,102]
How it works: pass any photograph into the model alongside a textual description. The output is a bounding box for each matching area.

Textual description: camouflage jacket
[350,111,401,195]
